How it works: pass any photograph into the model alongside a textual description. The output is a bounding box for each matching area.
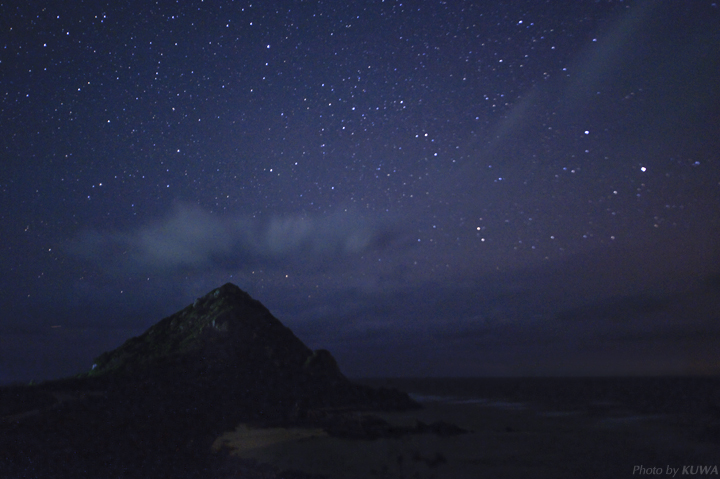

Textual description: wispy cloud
[66,203,395,273]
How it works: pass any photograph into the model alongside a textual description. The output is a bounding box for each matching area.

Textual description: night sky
[2,1,719,383]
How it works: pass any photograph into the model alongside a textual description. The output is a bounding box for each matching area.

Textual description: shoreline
[212,378,720,479]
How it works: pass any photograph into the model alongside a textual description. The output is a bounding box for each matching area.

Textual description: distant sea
[357,376,720,419]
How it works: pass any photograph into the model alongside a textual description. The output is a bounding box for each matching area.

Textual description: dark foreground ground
[2,376,719,478]
[0,375,310,478]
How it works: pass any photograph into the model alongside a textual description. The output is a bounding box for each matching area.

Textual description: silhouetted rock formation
[0,283,419,478]
[89,283,315,379]
[85,283,417,421]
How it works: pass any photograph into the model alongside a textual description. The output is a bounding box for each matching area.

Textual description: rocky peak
[83,283,418,421]
[88,283,316,379]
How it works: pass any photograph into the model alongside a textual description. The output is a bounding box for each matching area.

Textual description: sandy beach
[213,389,719,479]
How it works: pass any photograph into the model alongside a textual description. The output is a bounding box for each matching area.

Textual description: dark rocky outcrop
[319,414,468,440]
[88,283,313,379]
[0,283,419,478]
[84,283,418,419]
